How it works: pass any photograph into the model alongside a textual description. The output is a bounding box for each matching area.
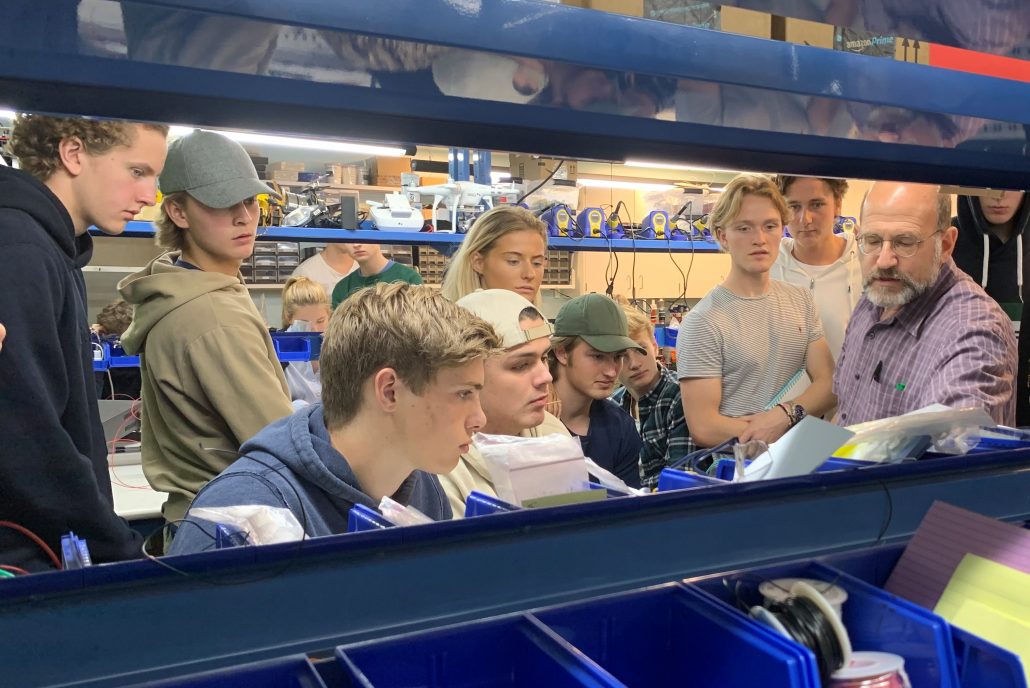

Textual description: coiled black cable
[767,595,846,684]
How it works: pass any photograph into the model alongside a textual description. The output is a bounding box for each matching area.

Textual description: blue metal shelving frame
[0,451,1028,687]
[2,0,1027,187]
[99,221,722,252]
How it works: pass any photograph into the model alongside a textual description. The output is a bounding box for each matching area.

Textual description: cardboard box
[588,0,642,16]
[267,161,305,172]
[509,155,578,182]
[270,170,298,182]
[375,175,403,188]
[372,156,412,178]
[720,6,770,39]
[562,0,641,15]
[780,17,833,49]
[894,37,930,65]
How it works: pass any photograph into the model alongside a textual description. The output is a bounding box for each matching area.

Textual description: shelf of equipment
[99,222,722,253]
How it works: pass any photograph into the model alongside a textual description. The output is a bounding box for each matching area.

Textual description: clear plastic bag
[378,496,434,526]
[189,505,304,545]
[474,432,589,505]
[841,406,994,462]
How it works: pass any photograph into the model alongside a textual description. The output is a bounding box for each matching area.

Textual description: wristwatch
[778,402,807,427]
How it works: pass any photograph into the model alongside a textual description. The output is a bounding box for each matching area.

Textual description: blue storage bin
[337,615,622,687]
[136,654,328,687]
[711,456,865,481]
[971,435,1030,451]
[272,332,323,362]
[822,546,1027,688]
[691,559,961,687]
[655,467,725,491]
[108,342,141,368]
[464,490,520,518]
[347,504,394,533]
[653,326,678,348]
[533,583,818,688]
[950,625,1027,688]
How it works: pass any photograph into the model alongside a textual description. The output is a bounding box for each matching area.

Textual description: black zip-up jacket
[0,166,142,572]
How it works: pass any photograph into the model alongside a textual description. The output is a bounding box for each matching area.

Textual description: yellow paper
[934,554,1030,683]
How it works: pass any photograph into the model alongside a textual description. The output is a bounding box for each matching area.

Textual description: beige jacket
[439,411,570,518]
[119,253,293,522]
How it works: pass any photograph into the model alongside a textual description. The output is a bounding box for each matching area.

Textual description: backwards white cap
[456,289,552,349]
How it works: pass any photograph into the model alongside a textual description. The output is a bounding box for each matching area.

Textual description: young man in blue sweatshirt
[0,114,167,572]
[168,283,500,554]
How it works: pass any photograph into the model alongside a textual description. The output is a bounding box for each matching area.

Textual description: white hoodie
[771,232,863,361]
[770,233,863,399]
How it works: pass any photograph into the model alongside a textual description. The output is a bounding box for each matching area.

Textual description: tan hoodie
[118,253,293,522]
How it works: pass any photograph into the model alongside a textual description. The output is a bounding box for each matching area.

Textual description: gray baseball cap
[159,130,279,208]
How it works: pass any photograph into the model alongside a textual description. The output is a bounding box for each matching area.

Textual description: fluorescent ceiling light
[623,159,745,174]
[0,109,17,120]
[578,178,677,192]
[168,126,407,157]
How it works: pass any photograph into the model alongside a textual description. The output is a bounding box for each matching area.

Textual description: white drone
[409,179,520,232]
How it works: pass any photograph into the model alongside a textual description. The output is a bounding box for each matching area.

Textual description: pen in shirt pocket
[873,361,906,391]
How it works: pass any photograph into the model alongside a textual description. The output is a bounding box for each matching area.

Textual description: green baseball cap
[159,130,279,208]
[553,293,645,353]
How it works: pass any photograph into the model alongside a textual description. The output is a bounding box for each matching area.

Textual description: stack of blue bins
[148,447,1028,686]
[143,542,1025,687]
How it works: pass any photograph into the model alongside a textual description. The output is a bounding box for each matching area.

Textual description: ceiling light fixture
[0,109,18,120]
[578,178,677,192]
[168,126,408,157]
[623,159,746,174]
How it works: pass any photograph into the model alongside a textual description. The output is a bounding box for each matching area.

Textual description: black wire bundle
[766,595,846,684]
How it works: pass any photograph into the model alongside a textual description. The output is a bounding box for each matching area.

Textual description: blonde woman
[281,276,331,405]
[441,206,548,305]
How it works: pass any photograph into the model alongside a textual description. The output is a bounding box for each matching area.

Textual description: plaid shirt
[612,364,695,489]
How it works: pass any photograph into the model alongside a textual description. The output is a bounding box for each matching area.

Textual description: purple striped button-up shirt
[834,261,1017,426]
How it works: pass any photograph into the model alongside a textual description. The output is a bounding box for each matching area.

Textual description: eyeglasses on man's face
[856,229,942,258]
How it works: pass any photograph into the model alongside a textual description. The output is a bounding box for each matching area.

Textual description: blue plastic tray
[131,654,328,687]
[464,490,521,518]
[653,326,678,348]
[337,615,622,687]
[655,468,725,491]
[534,583,818,688]
[691,559,961,687]
[272,332,323,362]
[108,341,141,367]
[347,504,394,533]
[821,546,1027,688]
[711,456,865,481]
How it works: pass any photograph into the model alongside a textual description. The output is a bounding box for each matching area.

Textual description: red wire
[0,565,30,576]
[0,521,62,569]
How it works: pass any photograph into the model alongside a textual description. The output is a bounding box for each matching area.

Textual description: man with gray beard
[834,182,1016,426]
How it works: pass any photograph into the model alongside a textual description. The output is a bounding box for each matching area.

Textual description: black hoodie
[952,194,1030,308]
[0,166,142,572]
[952,193,1030,425]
